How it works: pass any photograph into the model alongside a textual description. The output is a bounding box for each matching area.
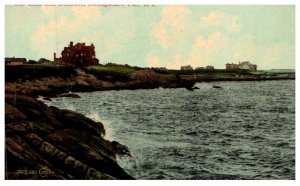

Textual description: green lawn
[86,65,139,76]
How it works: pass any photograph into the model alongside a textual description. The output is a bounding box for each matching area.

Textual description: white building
[226,61,257,72]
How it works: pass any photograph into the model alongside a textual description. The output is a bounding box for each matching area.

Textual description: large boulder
[58,93,81,98]
[130,69,160,82]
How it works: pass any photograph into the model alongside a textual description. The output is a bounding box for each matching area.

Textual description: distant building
[5,57,26,66]
[226,61,257,72]
[225,63,239,71]
[54,41,99,66]
[181,65,193,71]
[239,61,257,71]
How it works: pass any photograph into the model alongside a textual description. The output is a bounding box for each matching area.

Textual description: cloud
[200,11,224,27]
[147,55,183,70]
[149,8,294,70]
[80,29,134,59]
[227,16,241,32]
[147,56,162,67]
[166,55,182,69]
[41,6,56,17]
[153,5,191,48]
[6,6,42,32]
[200,10,241,32]
[231,33,258,62]
[79,8,136,60]
[261,42,295,69]
[71,6,101,21]
[30,15,76,58]
[30,6,135,61]
[193,32,223,49]
[148,8,245,69]
[187,32,229,68]
[7,6,294,69]
[30,7,102,59]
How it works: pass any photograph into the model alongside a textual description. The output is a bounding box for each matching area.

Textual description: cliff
[5,93,134,179]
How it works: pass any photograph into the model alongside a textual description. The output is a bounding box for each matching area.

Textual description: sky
[5,5,295,70]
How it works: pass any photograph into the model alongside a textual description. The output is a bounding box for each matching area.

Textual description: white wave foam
[36,95,44,102]
[36,96,51,106]
[87,111,113,140]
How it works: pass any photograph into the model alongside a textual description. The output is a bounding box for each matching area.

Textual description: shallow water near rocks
[49,80,295,179]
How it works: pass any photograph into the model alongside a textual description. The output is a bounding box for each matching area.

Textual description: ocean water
[48,80,295,180]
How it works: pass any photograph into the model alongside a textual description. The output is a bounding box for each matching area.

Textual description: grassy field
[86,64,140,76]
[85,64,142,81]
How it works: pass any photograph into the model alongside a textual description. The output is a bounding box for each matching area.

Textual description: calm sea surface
[49,80,295,179]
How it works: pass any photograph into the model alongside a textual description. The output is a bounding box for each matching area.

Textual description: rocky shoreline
[5,93,134,179]
[5,68,197,97]
[5,68,198,179]
[5,66,295,179]
[5,67,295,97]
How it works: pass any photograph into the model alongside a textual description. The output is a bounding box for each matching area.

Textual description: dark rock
[6,122,32,134]
[6,137,27,161]
[213,85,222,89]
[31,122,55,135]
[56,109,105,137]
[51,148,68,162]
[85,167,115,180]
[5,94,59,126]
[5,93,134,180]
[186,86,199,91]
[39,142,56,155]
[44,97,52,101]
[186,87,194,91]
[58,93,81,98]
[5,103,27,123]
[64,156,88,176]
[112,141,131,157]
[44,129,133,179]
[26,133,43,147]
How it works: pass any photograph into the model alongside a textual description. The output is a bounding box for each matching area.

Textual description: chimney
[54,53,56,60]
[70,41,73,47]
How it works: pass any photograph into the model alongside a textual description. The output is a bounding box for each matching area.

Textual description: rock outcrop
[58,93,81,98]
[5,93,133,180]
[129,70,196,89]
[5,68,197,97]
